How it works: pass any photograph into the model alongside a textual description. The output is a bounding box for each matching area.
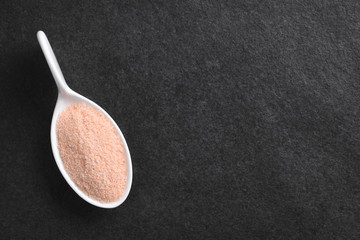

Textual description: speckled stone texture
[0,1,359,239]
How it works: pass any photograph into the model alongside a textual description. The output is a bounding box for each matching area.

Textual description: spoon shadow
[4,48,105,217]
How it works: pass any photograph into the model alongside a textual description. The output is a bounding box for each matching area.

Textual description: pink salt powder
[56,103,126,203]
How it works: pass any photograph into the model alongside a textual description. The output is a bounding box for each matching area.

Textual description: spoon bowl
[37,31,132,208]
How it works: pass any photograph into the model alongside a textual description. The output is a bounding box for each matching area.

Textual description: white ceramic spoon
[37,30,132,208]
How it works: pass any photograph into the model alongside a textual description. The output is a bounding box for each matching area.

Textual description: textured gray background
[1,0,359,239]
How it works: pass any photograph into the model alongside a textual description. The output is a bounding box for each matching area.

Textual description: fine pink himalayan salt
[56,103,126,203]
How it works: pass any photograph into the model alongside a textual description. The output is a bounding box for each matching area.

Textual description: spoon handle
[37,31,71,95]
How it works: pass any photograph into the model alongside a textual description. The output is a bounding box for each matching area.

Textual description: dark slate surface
[1,1,359,239]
